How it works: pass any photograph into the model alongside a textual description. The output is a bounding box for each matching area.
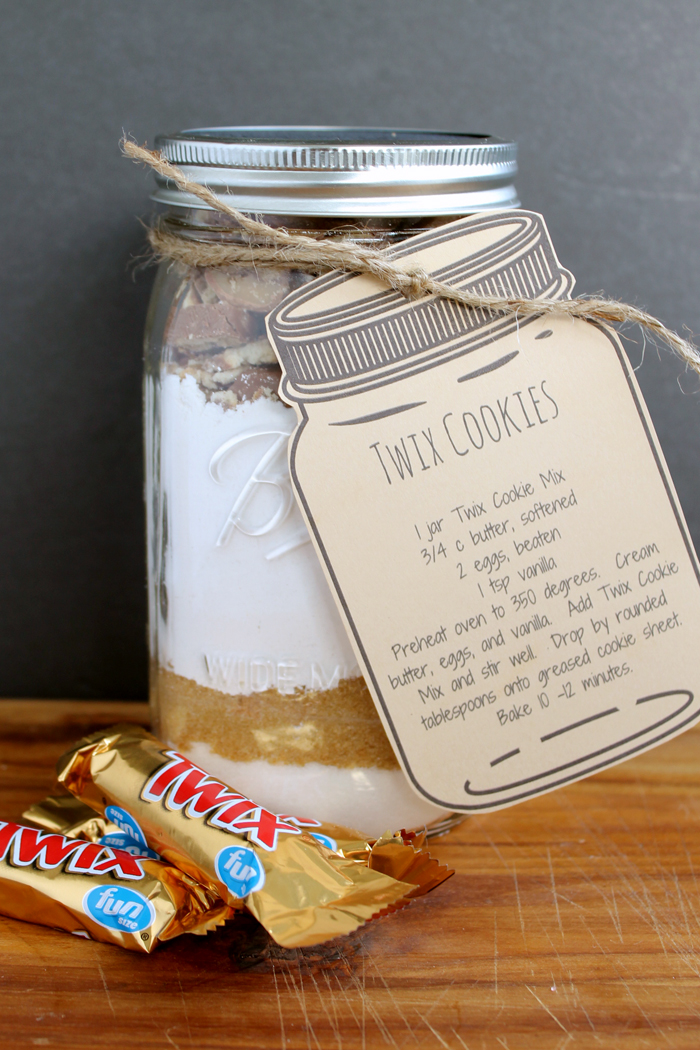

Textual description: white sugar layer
[183,742,450,838]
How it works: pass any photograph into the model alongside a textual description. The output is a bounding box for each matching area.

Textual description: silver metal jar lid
[152,127,518,217]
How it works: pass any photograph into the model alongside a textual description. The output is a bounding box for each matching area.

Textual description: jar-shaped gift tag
[267,212,700,813]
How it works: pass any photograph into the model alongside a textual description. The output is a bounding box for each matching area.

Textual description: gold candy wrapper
[0,820,233,952]
[23,793,162,860]
[24,794,119,841]
[304,823,454,899]
[26,797,454,905]
[57,725,447,948]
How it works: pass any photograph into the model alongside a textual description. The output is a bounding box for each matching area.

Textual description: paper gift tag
[266,211,700,812]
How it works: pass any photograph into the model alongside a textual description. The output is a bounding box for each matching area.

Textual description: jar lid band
[152,127,518,217]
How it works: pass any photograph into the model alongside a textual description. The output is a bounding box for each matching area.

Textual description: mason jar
[143,127,519,836]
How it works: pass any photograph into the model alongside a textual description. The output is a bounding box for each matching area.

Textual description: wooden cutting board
[1,698,700,1049]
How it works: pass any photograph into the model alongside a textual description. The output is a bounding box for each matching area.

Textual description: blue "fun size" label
[214,845,265,898]
[82,885,155,933]
[98,833,160,861]
[104,805,149,848]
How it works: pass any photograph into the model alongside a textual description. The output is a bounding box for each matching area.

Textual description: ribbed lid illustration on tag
[267,210,700,812]
[270,211,573,400]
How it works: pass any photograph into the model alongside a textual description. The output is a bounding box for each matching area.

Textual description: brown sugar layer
[156,668,400,770]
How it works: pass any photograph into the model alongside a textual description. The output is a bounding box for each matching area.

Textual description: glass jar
[144,127,519,836]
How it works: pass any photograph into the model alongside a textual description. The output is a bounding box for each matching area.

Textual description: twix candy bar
[26,798,454,907]
[23,793,116,840]
[23,793,160,860]
[0,821,232,951]
[57,725,422,948]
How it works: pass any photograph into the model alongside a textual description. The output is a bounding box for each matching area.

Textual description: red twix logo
[141,751,314,851]
[0,823,145,879]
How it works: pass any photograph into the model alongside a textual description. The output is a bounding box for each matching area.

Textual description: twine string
[122,138,700,378]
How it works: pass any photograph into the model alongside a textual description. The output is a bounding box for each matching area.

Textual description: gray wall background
[2,0,699,699]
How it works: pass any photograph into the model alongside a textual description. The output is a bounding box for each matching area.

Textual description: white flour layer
[183,742,450,837]
[159,373,359,692]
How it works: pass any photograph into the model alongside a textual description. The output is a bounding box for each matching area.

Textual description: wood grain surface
[2,700,700,1049]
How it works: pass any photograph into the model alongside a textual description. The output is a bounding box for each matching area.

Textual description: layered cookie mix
[148,262,452,835]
